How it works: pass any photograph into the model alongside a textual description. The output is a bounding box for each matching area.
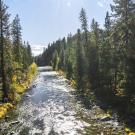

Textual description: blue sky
[5,0,113,55]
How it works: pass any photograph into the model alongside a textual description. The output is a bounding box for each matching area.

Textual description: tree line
[0,0,33,102]
[36,0,135,117]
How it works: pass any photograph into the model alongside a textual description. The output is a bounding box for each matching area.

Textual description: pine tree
[88,19,100,94]
[105,11,111,36]
[11,14,22,63]
[76,29,84,91]
[0,0,10,100]
[111,0,135,95]
[27,42,33,65]
[99,12,115,101]
[58,48,65,70]
[52,50,59,70]
[111,0,135,46]
[66,60,73,80]
[125,1,135,99]
[79,8,88,46]
[91,19,100,46]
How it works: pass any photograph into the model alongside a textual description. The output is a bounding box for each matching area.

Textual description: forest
[36,0,135,125]
[0,0,135,134]
[0,0,37,114]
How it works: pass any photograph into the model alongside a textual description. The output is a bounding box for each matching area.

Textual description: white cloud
[97,1,104,8]
[31,45,45,56]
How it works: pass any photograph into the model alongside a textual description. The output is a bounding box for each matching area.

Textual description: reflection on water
[0,67,125,135]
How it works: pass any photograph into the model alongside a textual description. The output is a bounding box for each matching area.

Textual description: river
[0,67,126,135]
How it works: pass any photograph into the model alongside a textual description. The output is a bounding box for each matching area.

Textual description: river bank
[0,63,37,120]
[58,69,135,135]
[0,67,131,135]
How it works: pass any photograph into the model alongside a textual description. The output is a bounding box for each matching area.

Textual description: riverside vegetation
[0,0,135,134]
[0,0,37,119]
[36,0,135,133]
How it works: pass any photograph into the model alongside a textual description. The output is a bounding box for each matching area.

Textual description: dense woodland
[36,0,135,119]
[0,0,135,134]
[0,0,34,103]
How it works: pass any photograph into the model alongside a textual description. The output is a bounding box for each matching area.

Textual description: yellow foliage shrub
[9,63,37,101]
[12,75,17,82]
[0,63,37,119]
[129,133,135,135]
[10,83,24,94]
[27,63,37,81]
[58,70,66,77]
[71,80,77,88]
[4,103,14,110]
[0,107,7,114]
[125,127,131,133]
[0,103,14,119]
[0,111,5,118]
[14,93,21,102]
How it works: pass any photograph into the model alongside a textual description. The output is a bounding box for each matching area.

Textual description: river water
[0,67,126,135]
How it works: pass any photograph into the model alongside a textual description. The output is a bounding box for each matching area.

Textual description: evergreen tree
[87,19,100,94]
[76,29,84,91]
[11,14,22,63]
[27,42,33,65]
[79,8,88,46]
[105,11,111,36]
[66,60,73,80]
[111,0,135,49]
[0,0,36,103]
[52,50,59,70]
[99,12,115,101]
[91,19,100,46]
[0,0,10,100]
[58,48,65,70]
[124,1,135,102]
[36,1,135,116]
[111,0,135,95]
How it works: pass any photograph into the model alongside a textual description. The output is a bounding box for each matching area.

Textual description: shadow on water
[0,67,127,135]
